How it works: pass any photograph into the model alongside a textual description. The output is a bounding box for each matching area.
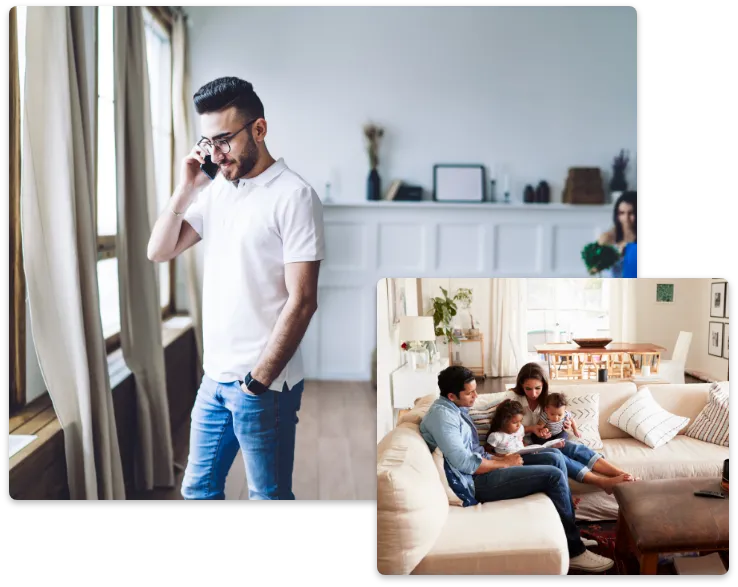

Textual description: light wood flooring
[131,380,376,500]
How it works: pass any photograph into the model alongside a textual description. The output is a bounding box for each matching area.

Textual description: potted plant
[363,123,384,201]
[581,242,622,275]
[610,149,629,200]
[428,287,459,345]
[454,287,477,336]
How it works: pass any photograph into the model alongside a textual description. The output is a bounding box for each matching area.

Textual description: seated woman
[511,362,638,494]
[598,191,637,278]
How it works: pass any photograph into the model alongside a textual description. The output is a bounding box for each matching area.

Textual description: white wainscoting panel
[304,201,612,379]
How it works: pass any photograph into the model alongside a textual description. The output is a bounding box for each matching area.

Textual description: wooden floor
[131,380,377,501]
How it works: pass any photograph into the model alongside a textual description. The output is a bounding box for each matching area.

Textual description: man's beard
[223,139,259,181]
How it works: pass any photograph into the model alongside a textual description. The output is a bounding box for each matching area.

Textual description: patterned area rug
[573,521,688,575]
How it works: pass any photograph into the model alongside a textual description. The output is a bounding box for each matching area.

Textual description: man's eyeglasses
[197,118,258,155]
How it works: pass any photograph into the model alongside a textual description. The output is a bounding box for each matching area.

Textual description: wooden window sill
[9,314,194,474]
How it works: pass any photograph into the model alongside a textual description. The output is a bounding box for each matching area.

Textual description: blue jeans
[557,441,603,483]
[473,449,586,557]
[181,375,304,500]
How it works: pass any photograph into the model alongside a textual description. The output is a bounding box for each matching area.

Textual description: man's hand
[500,453,523,467]
[178,144,213,194]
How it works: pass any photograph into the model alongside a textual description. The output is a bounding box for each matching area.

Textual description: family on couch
[419,364,638,573]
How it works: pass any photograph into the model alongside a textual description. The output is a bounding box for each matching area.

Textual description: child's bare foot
[600,474,634,495]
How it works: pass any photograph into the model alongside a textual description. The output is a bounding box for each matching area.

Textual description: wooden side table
[448,334,485,377]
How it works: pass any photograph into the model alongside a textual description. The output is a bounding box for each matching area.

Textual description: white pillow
[565,393,603,450]
[431,448,464,506]
[607,387,690,448]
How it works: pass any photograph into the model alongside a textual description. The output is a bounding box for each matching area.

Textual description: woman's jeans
[473,449,586,557]
[181,375,304,500]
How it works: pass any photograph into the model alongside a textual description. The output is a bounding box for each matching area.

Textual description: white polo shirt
[184,158,324,390]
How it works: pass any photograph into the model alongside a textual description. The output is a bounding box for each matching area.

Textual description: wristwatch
[239,371,269,396]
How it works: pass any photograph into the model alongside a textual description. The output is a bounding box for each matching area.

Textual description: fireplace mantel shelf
[322,201,611,211]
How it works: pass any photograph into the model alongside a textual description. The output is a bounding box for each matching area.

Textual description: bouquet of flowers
[581,242,621,275]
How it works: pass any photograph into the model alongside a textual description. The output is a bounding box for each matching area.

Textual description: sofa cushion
[647,382,713,428]
[565,393,603,450]
[685,382,729,446]
[377,422,449,575]
[569,436,730,498]
[412,494,568,575]
[468,391,516,442]
[431,448,463,507]
[607,387,690,448]
[550,381,637,440]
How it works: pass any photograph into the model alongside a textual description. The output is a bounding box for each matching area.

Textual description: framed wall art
[708,321,724,358]
[710,281,727,317]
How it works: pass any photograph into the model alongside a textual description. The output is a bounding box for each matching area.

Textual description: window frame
[96,6,178,354]
[10,7,26,414]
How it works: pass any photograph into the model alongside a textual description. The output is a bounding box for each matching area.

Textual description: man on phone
[147,77,324,500]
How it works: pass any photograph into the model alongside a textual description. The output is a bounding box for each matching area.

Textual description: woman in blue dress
[598,191,636,277]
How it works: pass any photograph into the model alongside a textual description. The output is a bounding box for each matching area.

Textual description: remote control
[693,490,727,499]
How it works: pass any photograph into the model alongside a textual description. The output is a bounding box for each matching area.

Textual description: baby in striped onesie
[532,392,581,445]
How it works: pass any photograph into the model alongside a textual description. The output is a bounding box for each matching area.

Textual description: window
[143,8,174,312]
[96,7,177,350]
[526,279,611,351]
[96,6,121,344]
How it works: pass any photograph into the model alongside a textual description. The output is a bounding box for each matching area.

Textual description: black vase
[367,168,381,201]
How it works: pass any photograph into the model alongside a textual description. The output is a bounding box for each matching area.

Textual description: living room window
[97,7,177,352]
[143,7,175,313]
[526,278,611,349]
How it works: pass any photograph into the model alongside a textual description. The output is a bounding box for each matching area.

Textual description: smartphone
[200,155,219,180]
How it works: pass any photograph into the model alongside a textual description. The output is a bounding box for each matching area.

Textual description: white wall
[634,278,729,381]
[185,6,636,202]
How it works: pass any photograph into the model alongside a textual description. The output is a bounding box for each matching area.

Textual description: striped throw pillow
[685,382,729,446]
[468,391,516,443]
[607,387,690,448]
[566,394,603,450]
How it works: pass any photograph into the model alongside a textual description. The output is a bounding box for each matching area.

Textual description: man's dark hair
[544,392,568,409]
[193,76,265,122]
[489,399,524,433]
[437,366,475,398]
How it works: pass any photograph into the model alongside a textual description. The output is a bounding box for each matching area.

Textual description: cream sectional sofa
[376,380,729,575]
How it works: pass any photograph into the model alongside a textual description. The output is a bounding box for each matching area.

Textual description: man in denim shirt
[420,366,613,573]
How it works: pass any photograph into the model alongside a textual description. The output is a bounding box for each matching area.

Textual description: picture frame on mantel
[710,281,727,318]
[433,164,486,203]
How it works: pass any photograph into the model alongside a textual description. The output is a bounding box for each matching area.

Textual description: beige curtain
[114,6,174,490]
[22,6,125,499]
[610,278,637,342]
[487,278,528,377]
[172,11,204,376]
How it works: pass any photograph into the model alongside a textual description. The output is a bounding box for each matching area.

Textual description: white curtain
[487,279,528,377]
[172,10,204,377]
[610,278,637,342]
[114,6,174,490]
[22,6,125,499]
